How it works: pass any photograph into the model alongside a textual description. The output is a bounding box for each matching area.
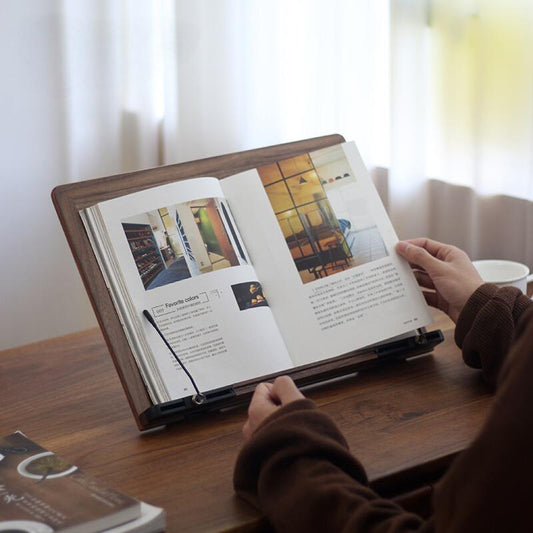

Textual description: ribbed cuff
[455,283,499,348]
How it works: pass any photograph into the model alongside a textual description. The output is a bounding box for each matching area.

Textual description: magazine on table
[0,431,165,532]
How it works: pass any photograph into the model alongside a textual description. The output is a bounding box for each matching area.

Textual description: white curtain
[427,0,533,200]
[1,0,389,350]
[2,0,532,350]
[172,0,390,166]
[0,0,181,351]
[389,0,533,266]
[60,0,179,178]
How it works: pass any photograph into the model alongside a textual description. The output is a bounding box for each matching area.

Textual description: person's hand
[242,376,304,440]
[396,238,484,323]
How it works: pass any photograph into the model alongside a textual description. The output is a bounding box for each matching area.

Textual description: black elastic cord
[143,309,205,404]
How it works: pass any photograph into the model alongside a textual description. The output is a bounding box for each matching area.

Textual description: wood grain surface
[1,309,494,532]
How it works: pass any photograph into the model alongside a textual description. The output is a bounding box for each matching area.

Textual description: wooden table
[1,309,494,532]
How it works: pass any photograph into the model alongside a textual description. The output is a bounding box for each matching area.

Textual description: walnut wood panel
[51,135,345,429]
[1,309,494,532]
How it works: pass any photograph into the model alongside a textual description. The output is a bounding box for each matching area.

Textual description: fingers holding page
[401,237,451,260]
[271,376,304,404]
[396,240,442,273]
[243,377,304,440]
[243,382,276,440]
[396,238,484,322]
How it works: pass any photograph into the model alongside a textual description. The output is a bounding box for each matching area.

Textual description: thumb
[271,376,304,405]
[396,241,441,273]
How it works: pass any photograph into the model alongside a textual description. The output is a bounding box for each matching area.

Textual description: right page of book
[221,141,432,367]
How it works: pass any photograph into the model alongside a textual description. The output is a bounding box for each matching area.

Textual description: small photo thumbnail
[231,281,269,311]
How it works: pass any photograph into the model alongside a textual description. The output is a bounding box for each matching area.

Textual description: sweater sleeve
[432,306,533,532]
[454,283,533,385]
[233,287,533,532]
[233,399,430,533]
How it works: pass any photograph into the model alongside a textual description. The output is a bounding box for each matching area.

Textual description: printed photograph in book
[257,144,388,284]
[231,281,269,310]
[121,197,248,290]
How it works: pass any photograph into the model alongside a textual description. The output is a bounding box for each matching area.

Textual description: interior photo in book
[257,144,388,284]
[121,197,248,290]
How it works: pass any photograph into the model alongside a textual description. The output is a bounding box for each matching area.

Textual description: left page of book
[81,177,292,404]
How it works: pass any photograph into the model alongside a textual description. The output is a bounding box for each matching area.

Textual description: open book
[80,141,434,407]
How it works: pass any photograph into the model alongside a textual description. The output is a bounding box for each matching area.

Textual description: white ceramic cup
[472,259,533,294]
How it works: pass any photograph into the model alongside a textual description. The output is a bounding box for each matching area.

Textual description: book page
[83,178,292,404]
[221,142,432,367]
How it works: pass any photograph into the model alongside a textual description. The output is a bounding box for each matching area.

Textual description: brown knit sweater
[234,284,533,532]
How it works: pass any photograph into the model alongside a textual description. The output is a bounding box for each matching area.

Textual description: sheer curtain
[0,0,181,351]
[1,0,389,350]
[172,0,389,166]
[390,0,533,265]
[2,0,531,350]
[60,0,179,178]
